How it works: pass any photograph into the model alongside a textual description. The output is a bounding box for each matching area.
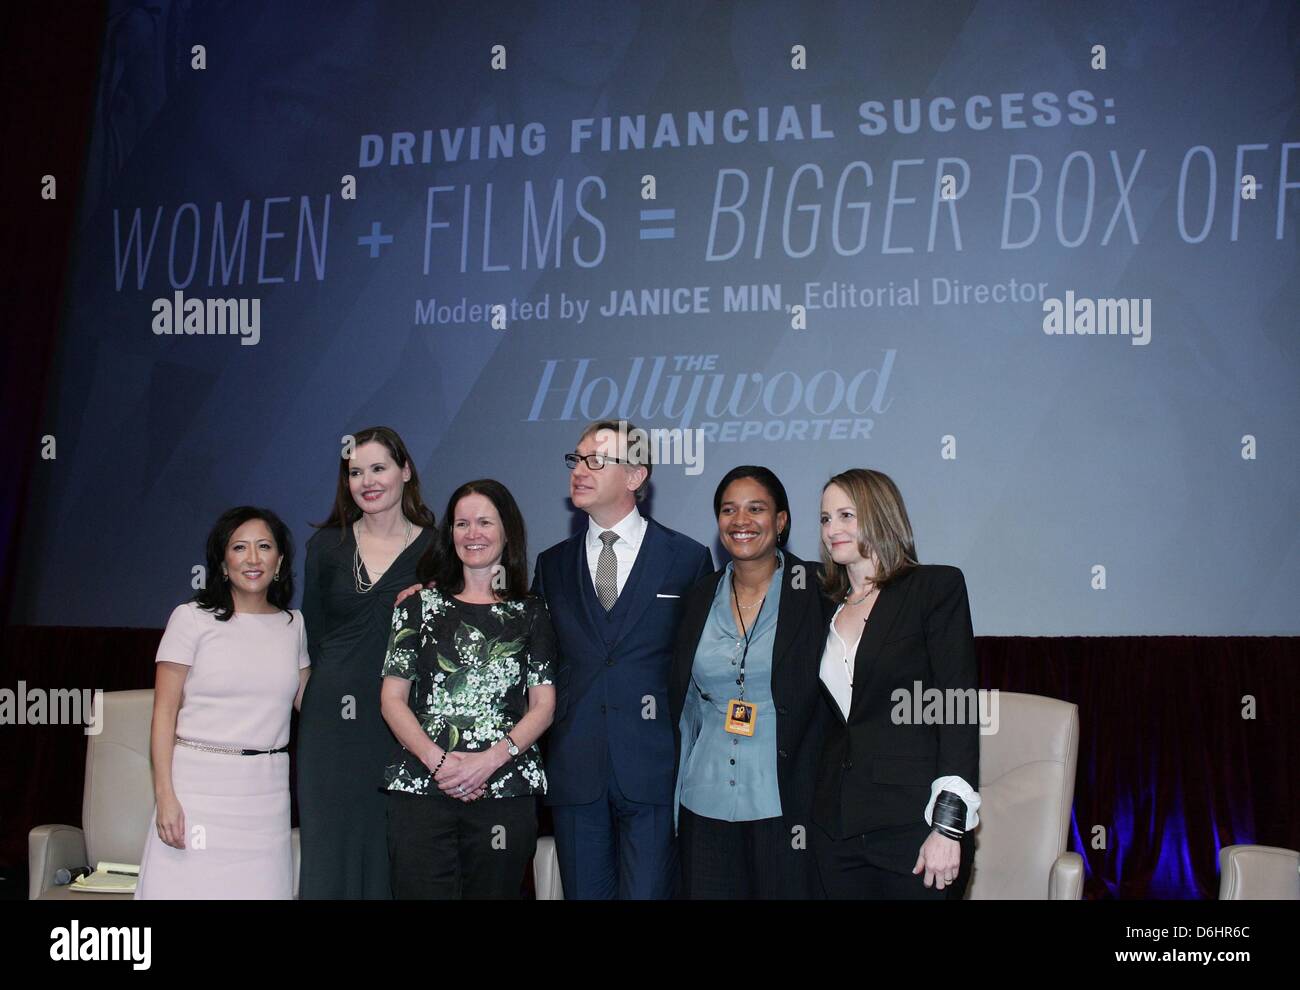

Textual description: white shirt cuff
[924,775,981,831]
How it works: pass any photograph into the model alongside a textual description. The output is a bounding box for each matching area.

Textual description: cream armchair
[1218,845,1300,899]
[964,690,1084,899]
[29,688,301,899]
[531,691,1086,901]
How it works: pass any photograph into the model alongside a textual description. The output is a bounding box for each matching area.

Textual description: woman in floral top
[379,479,556,899]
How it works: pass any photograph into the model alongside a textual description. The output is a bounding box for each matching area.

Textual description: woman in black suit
[669,465,831,898]
[812,468,981,900]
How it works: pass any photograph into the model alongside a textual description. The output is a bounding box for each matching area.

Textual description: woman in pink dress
[136,506,310,899]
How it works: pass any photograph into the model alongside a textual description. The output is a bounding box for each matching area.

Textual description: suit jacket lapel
[770,552,809,676]
[673,569,723,705]
[846,576,907,721]
[609,519,676,651]
[820,676,849,726]
[563,531,603,652]
[680,570,721,662]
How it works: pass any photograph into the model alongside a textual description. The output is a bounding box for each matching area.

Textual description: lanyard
[731,578,765,701]
[690,571,768,710]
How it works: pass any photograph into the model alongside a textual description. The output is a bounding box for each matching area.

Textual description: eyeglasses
[564,452,632,471]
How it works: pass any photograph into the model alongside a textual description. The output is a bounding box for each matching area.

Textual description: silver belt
[175,736,287,756]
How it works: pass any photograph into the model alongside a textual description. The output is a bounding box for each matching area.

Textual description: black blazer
[812,564,979,842]
[669,550,833,826]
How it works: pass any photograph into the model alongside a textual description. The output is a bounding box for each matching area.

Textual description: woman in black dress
[297,426,437,899]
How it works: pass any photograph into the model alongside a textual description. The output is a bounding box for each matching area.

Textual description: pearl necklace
[354,517,412,594]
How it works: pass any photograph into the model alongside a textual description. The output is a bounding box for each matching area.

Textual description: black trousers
[813,821,973,900]
[386,790,538,899]
[678,806,824,899]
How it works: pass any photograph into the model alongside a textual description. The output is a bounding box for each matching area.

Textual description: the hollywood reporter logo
[151,290,261,346]
[528,354,895,444]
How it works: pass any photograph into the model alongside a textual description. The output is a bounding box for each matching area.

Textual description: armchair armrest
[28,824,88,900]
[1049,851,1084,900]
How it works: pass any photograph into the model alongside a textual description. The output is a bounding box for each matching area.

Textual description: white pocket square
[655,593,680,598]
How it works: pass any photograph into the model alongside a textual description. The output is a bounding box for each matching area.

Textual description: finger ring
[457,785,465,794]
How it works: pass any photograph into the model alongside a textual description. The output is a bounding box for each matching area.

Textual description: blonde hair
[819,468,919,600]
[579,419,652,502]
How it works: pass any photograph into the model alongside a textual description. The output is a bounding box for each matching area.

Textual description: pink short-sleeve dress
[135,602,310,899]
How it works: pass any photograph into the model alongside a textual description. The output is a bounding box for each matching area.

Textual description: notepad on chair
[70,862,139,894]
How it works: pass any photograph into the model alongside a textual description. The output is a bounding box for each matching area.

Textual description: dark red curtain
[980,637,1299,899]
[4,624,1296,899]
[0,3,107,627]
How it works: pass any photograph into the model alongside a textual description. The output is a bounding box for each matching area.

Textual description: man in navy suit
[532,420,713,899]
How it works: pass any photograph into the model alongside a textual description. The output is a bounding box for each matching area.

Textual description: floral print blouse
[381,588,556,798]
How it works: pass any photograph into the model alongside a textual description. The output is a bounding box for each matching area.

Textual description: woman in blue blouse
[668,466,832,898]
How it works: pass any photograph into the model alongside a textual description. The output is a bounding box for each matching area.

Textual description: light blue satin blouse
[674,552,784,824]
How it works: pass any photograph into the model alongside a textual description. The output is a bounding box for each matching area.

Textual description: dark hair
[315,426,437,537]
[819,468,919,600]
[579,419,652,503]
[192,506,295,621]
[713,465,791,547]
[418,479,529,601]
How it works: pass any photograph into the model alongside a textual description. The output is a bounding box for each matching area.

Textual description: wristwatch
[503,733,520,757]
